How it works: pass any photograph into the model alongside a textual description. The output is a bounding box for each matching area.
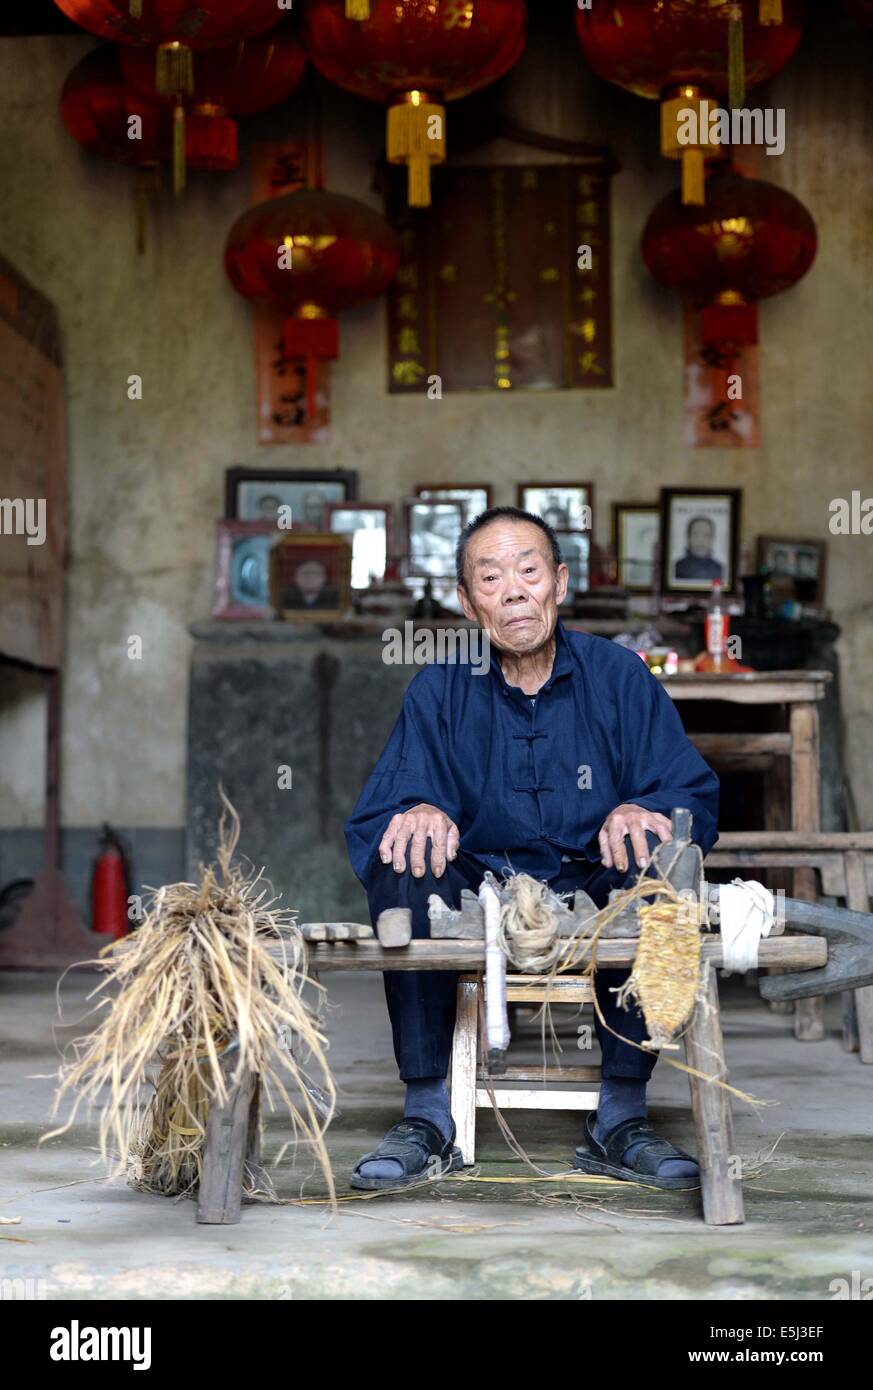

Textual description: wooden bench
[707,832,873,1061]
[195,927,826,1228]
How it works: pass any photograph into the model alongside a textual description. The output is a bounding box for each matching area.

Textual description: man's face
[296,560,327,599]
[687,518,715,557]
[457,519,568,655]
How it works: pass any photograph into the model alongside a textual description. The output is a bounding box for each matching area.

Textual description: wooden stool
[448,961,746,1227]
[449,972,600,1168]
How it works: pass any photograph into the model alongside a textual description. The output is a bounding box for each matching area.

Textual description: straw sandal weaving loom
[51,805,873,1229]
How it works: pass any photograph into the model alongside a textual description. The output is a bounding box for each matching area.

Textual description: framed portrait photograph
[324,503,392,589]
[517,483,593,533]
[404,499,465,579]
[270,533,352,622]
[212,520,280,620]
[224,467,358,529]
[660,488,742,596]
[613,503,660,592]
[555,529,590,594]
[757,535,827,605]
[415,484,492,526]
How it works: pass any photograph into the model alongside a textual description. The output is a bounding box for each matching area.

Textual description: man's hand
[598,803,672,873]
[379,803,460,879]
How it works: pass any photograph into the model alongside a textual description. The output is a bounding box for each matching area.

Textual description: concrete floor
[1,968,871,1301]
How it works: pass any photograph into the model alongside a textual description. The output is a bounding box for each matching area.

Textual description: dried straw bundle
[47,796,336,1204]
[615,894,703,1050]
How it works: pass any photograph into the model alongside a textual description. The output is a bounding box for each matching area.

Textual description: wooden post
[684,964,745,1226]
[790,702,825,1041]
[657,812,743,1225]
[449,978,479,1165]
[197,1051,258,1225]
[843,851,873,1064]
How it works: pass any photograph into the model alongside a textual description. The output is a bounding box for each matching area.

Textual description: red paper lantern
[54,1,282,189]
[60,44,169,251]
[575,1,803,203]
[641,165,817,354]
[225,189,401,414]
[121,26,307,172]
[302,0,527,206]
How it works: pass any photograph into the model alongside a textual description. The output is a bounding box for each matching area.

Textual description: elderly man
[345,507,719,1191]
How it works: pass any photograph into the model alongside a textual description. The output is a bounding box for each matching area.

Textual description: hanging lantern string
[155,42,194,198]
[728,4,746,111]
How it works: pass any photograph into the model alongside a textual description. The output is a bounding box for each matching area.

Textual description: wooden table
[659,671,831,1040]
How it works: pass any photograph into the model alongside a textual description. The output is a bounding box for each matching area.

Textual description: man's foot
[349,1116,463,1191]
[354,1077,452,1183]
[593,1076,698,1183]
[574,1111,700,1190]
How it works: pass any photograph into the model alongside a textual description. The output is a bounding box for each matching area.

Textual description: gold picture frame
[269,533,352,622]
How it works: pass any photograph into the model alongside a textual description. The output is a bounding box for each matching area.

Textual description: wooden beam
[661,674,829,704]
[294,935,827,973]
[713,832,873,850]
[691,733,792,757]
[476,1088,598,1110]
[484,1065,601,1082]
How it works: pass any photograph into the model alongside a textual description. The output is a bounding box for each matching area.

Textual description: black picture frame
[224,467,358,527]
[659,487,742,597]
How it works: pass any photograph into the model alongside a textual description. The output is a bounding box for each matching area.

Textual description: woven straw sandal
[572,1111,700,1191]
[349,1116,464,1191]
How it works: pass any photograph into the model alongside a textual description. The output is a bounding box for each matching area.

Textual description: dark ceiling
[0,3,80,34]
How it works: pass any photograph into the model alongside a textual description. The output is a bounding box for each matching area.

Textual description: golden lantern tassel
[130,0,143,17]
[760,0,783,23]
[156,41,194,99]
[172,103,186,197]
[387,93,446,208]
[345,0,370,17]
[728,4,745,110]
[661,88,711,205]
[682,148,706,206]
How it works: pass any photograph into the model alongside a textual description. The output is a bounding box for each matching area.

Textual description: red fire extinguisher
[91,826,132,939]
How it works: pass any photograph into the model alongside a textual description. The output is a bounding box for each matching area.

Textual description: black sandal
[349,1116,464,1191]
[572,1111,700,1191]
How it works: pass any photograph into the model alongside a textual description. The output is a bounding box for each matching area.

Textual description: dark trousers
[365,835,660,1084]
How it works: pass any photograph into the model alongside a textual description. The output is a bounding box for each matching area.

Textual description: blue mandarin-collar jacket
[345,621,719,886]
